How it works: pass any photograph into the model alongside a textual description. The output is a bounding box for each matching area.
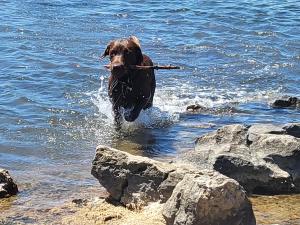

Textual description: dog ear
[100,41,114,59]
[129,36,141,47]
[135,47,143,65]
[129,36,143,65]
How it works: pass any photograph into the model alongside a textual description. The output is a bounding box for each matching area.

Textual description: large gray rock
[179,123,300,194]
[163,172,256,225]
[0,169,18,198]
[91,146,256,225]
[91,145,199,207]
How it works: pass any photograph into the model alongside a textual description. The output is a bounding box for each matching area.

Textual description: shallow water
[0,0,300,223]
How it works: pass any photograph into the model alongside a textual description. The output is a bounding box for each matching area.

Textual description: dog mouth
[111,63,129,78]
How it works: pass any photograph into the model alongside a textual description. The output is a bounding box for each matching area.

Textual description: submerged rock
[186,104,207,112]
[186,104,243,115]
[0,169,18,198]
[272,96,300,108]
[163,172,256,225]
[179,123,300,194]
[91,146,256,224]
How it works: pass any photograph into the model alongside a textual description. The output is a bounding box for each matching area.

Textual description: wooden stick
[103,64,182,70]
[130,65,182,70]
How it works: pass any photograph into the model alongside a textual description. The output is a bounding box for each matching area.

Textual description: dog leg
[113,107,123,129]
[124,102,146,122]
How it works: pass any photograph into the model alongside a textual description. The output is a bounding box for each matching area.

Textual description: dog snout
[111,63,124,71]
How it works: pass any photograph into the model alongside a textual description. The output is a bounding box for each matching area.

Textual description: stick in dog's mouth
[103,64,182,71]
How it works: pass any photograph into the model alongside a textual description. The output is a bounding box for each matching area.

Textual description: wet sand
[250,194,300,225]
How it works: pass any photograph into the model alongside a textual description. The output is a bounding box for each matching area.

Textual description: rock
[0,169,18,198]
[186,104,242,115]
[272,96,300,108]
[72,198,88,206]
[179,123,300,194]
[91,146,256,225]
[186,104,207,112]
[282,123,300,138]
[162,172,256,225]
[91,145,199,207]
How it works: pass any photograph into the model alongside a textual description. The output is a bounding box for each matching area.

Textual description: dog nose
[111,64,124,71]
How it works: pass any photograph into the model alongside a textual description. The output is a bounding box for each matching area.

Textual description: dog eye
[109,53,115,59]
[110,51,117,57]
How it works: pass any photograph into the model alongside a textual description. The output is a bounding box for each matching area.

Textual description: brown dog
[101,36,156,126]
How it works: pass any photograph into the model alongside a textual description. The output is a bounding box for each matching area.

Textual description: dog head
[102,36,143,78]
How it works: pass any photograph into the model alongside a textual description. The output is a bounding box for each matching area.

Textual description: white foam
[122,106,179,130]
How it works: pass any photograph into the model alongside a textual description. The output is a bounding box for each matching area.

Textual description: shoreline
[1,193,300,225]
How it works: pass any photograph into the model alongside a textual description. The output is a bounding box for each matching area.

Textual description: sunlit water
[0,0,300,223]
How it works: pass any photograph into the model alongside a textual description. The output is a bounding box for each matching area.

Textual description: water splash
[90,80,180,129]
[122,106,180,130]
[99,75,105,92]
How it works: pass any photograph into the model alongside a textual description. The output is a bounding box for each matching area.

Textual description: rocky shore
[2,119,300,224]
[90,122,300,225]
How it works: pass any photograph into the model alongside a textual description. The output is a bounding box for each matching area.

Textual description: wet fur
[102,36,156,126]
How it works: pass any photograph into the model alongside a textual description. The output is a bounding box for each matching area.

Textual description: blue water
[0,0,300,216]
